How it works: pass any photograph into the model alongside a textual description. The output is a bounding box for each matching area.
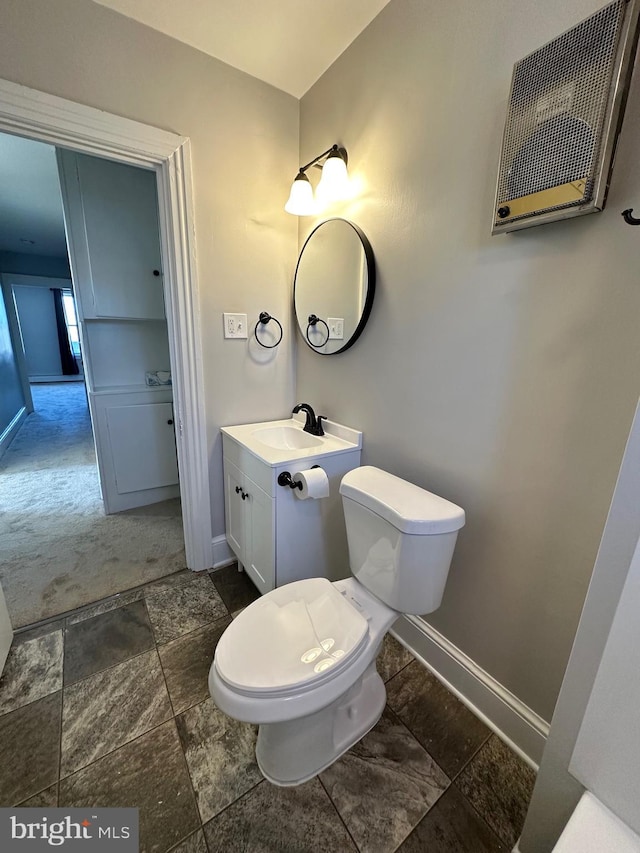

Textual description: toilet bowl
[209,465,465,786]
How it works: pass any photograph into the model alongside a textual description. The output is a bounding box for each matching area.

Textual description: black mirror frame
[293,218,376,355]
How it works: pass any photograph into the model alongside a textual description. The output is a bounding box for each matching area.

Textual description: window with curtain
[61,289,81,357]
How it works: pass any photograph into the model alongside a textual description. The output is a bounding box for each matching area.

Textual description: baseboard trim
[212,534,235,569]
[0,406,27,460]
[30,375,84,383]
[392,615,549,769]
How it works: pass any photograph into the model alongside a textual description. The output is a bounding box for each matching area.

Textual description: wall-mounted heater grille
[492,0,640,234]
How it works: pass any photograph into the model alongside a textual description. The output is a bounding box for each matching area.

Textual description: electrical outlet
[223,313,248,339]
[328,317,344,340]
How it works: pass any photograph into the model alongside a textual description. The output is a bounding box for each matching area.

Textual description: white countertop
[221,415,362,467]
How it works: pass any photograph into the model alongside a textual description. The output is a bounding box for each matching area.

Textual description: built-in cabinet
[91,388,178,511]
[63,153,165,321]
[57,150,178,513]
[222,432,361,595]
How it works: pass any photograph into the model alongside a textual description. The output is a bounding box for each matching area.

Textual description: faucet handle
[316,416,326,436]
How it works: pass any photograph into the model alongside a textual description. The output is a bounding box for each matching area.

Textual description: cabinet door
[105,402,178,494]
[224,460,249,566]
[246,483,275,594]
[58,150,165,320]
[223,459,274,594]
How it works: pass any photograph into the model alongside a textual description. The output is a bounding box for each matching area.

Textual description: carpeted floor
[0,383,186,628]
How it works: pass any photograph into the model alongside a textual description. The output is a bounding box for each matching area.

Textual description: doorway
[0,135,187,626]
[0,78,212,629]
[11,282,82,381]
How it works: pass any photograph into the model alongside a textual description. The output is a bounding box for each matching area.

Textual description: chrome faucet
[292,403,326,436]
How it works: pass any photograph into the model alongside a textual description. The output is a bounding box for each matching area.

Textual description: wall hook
[621,208,640,225]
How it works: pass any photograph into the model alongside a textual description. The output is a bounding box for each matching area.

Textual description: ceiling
[0,133,68,258]
[92,0,391,97]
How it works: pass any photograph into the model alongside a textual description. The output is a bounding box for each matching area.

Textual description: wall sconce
[285,144,349,216]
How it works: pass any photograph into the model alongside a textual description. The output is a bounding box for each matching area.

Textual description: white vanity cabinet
[221,419,362,595]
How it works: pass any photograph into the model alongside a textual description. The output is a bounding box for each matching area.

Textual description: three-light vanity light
[285,144,350,216]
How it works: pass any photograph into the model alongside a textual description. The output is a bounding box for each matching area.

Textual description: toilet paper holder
[277,465,321,490]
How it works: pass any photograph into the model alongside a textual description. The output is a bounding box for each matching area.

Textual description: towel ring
[306,314,329,348]
[622,208,640,225]
[254,311,283,349]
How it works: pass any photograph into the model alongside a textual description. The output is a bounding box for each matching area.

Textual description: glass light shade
[316,152,350,202]
[285,172,316,215]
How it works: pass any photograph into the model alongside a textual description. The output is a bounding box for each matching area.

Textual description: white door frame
[0,78,213,570]
[0,580,13,677]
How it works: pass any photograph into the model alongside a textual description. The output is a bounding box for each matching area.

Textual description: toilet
[208,465,465,786]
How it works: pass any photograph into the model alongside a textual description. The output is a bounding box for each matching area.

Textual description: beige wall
[0,0,299,538]
[298,0,640,721]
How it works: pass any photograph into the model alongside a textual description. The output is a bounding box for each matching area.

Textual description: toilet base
[255,662,386,786]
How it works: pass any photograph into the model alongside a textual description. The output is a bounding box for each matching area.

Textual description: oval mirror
[293,218,375,355]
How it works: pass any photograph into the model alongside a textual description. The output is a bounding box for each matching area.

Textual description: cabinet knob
[167,419,174,425]
[241,491,249,500]
[235,485,242,494]
[153,269,161,277]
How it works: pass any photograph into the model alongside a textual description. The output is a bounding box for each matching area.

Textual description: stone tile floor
[0,564,536,852]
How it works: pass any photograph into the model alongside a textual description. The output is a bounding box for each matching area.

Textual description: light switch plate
[223,313,248,339]
[328,317,344,340]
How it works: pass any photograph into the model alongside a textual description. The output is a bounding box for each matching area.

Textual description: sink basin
[221,417,362,466]
[253,426,323,451]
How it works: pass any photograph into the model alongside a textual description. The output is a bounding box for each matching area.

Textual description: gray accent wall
[297,0,640,722]
[0,0,299,543]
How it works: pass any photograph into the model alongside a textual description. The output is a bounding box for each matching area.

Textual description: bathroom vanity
[221,416,362,594]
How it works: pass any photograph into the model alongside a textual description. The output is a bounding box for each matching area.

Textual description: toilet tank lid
[340,466,465,535]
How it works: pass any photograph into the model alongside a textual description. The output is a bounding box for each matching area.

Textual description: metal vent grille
[493,0,639,234]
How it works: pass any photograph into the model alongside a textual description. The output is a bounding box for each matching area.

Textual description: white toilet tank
[339,466,465,615]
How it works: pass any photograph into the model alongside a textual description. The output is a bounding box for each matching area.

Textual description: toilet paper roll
[293,467,330,500]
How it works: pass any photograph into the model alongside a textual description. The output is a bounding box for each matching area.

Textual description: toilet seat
[210,577,399,726]
[215,578,369,698]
